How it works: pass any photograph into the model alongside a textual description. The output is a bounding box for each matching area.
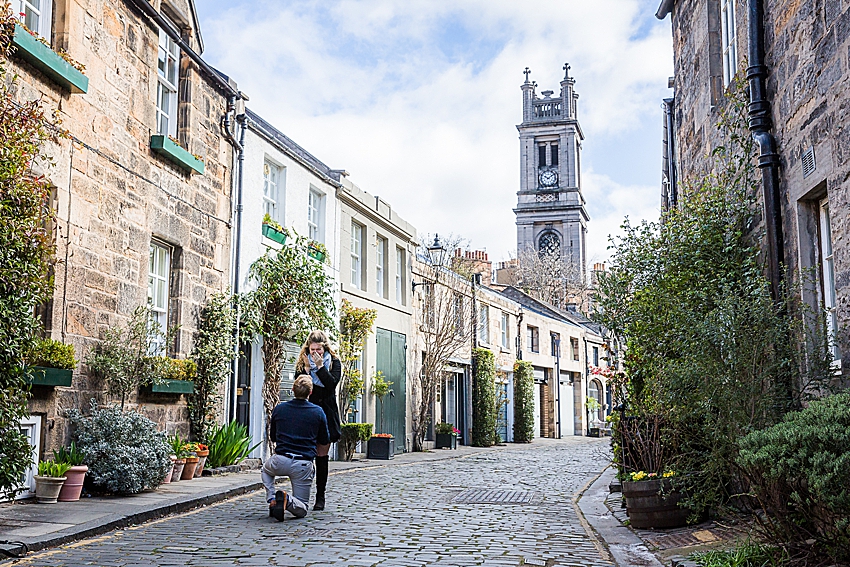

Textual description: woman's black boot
[314,455,329,510]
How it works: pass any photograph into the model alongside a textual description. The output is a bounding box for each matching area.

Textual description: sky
[195,0,673,267]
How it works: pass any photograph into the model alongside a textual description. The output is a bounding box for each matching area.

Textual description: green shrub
[66,402,172,494]
[736,391,850,565]
[28,338,77,369]
[206,422,260,468]
[472,348,496,447]
[435,422,456,435]
[37,460,72,478]
[513,361,535,443]
[339,422,373,462]
[691,541,786,567]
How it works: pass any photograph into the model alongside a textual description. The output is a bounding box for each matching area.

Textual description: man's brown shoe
[270,490,287,521]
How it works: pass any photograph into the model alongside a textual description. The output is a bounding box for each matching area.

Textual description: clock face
[539,168,558,188]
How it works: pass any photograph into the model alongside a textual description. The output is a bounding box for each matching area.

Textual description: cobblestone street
[7,438,613,567]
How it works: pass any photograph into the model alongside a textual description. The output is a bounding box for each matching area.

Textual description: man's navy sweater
[269,398,330,460]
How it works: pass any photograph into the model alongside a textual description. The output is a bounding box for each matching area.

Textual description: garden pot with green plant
[435,422,459,449]
[53,442,87,501]
[26,338,77,387]
[193,443,209,477]
[367,372,394,460]
[621,470,689,529]
[34,461,72,503]
[206,422,260,470]
[168,434,190,481]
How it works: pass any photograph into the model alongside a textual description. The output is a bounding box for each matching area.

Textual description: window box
[26,366,73,387]
[143,379,195,394]
[12,24,88,94]
[307,242,327,263]
[262,223,287,245]
[149,135,205,175]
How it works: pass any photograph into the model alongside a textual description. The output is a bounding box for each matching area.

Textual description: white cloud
[197,0,672,265]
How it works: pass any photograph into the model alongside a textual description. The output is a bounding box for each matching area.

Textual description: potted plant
[586,397,602,436]
[53,442,87,501]
[26,338,77,387]
[193,443,209,477]
[367,372,395,459]
[621,470,689,529]
[307,240,328,262]
[163,454,176,484]
[435,422,459,450]
[168,434,189,481]
[34,461,72,503]
[181,442,200,480]
[261,213,288,245]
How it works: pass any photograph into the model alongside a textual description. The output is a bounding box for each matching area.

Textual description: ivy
[471,348,496,447]
[338,299,377,420]
[512,360,534,443]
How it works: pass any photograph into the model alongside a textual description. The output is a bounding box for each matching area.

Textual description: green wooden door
[376,328,407,453]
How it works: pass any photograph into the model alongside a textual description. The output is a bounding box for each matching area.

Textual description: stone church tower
[514,65,588,276]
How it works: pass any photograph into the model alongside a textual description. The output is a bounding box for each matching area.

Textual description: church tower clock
[514,64,588,277]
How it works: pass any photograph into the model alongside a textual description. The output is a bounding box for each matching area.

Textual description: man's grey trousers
[261,454,315,518]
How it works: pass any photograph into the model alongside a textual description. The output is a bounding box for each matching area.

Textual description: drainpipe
[468,273,481,445]
[662,97,678,210]
[747,0,785,302]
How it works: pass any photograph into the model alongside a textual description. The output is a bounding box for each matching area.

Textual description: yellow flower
[663,470,676,478]
[630,471,648,481]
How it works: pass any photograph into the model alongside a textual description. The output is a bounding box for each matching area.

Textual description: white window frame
[263,160,282,223]
[148,241,171,352]
[720,0,737,86]
[478,304,490,344]
[156,26,179,137]
[395,247,405,305]
[500,312,509,349]
[13,0,53,42]
[819,198,840,364]
[350,222,363,289]
[308,189,324,242]
[376,235,387,298]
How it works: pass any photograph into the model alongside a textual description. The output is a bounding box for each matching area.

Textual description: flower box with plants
[53,442,87,501]
[33,460,72,503]
[12,23,88,93]
[261,214,288,245]
[435,422,459,449]
[307,240,328,262]
[145,358,196,394]
[25,338,76,387]
[149,135,205,174]
[621,470,689,529]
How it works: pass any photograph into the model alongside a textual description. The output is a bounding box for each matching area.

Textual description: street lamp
[412,234,446,291]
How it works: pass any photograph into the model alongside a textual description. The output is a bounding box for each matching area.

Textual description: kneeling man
[263,374,329,521]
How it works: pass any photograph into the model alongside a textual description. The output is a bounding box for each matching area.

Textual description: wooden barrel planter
[622,479,689,529]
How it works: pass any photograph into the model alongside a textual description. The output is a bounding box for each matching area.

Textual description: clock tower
[514,64,588,277]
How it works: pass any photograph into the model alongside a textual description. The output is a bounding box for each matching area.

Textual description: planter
[11,24,88,93]
[194,449,209,477]
[34,476,67,503]
[367,436,395,460]
[26,366,73,387]
[150,135,205,174]
[307,245,326,262]
[622,479,689,529]
[171,458,186,482]
[435,433,457,449]
[162,456,176,484]
[588,427,602,438]
[181,456,199,480]
[261,224,287,245]
[57,465,88,501]
[142,379,195,394]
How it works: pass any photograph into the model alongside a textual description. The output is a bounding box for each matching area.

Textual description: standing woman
[295,330,341,511]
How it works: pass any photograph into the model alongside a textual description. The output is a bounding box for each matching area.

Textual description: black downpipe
[747,0,785,302]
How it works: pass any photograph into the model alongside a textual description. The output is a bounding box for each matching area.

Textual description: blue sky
[195,0,673,266]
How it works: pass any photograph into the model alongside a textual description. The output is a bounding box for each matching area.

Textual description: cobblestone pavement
[8,437,613,567]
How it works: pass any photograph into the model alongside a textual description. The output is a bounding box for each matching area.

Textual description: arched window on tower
[538,232,560,258]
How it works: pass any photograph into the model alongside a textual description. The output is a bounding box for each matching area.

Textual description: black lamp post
[412,234,446,290]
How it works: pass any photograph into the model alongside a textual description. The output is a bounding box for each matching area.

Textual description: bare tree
[512,248,589,310]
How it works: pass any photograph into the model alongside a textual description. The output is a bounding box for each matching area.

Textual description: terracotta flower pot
[181,456,199,480]
[162,456,176,484]
[34,475,67,504]
[194,449,209,477]
[57,465,88,501]
[171,458,186,482]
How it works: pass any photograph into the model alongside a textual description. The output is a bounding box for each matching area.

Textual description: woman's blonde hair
[295,330,337,373]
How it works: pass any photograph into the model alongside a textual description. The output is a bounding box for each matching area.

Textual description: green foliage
[0,10,63,501]
[206,421,260,469]
[188,292,236,444]
[37,460,72,478]
[338,299,377,419]
[471,348,496,447]
[691,542,786,567]
[53,441,85,466]
[435,422,456,435]
[85,306,178,409]
[261,213,285,234]
[736,391,850,565]
[371,371,392,434]
[158,357,196,382]
[339,422,373,462]
[167,433,191,458]
[66,402,172,494]
[242,231,336,453]
[513,361,535,443]
[28,338,77,369]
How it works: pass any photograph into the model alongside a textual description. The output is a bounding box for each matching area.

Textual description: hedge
[472,348,496,447]
[513,360,535,443]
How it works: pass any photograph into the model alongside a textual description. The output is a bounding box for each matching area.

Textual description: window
[538,144,547,166]
[571,337,580,361]
[395,247,405,305]
[538,232,560,257]
[156,25,180,137]
[551,144,559,166]
[453,293,464,335]
[527,326,539,353]
[350,222,363,289]
[720,0,737,86]
[376,235,387,298]
[307,189,324,242]
[593,346,599,367]
[500,312,510,349]
[148,241,171,352]
[263,160,282,222]
[820,198,840,363]
[550,332,560,357]
[13,0,53,41]
[423,284,435,328]
[478,304,490,344]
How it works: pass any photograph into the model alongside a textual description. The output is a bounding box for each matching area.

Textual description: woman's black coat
[307,357,342,443]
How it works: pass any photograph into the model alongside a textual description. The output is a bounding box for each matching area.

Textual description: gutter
[655,0,674,19]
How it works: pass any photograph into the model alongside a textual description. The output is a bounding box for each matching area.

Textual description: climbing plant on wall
[471,348,496,447]
[513,361,535,443]
[337,299,377,420]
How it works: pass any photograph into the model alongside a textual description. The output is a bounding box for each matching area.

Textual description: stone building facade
[657,0,849,372]
[8,0,239,477]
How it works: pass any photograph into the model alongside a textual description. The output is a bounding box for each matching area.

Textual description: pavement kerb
[572,465,615,564]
